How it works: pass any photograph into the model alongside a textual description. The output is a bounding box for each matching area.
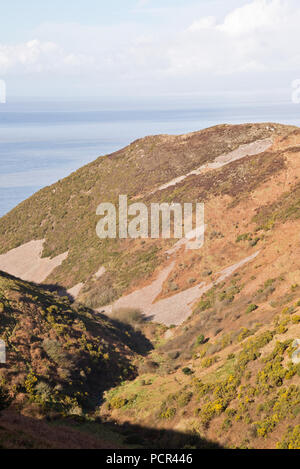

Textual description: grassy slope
[0,271,221,449]
[0,270,144,415]
[94,124,300,449]
[100,272,300,449]
[0,123,300,448]
[0,123,295,308]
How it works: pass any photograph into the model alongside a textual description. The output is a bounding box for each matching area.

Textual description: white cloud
[0,39,93,74]
[217,0,288,35]
[1,0,300,97]
[188,17,216,32]
[170,0,300,76]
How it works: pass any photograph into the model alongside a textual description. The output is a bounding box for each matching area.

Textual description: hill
[0,123,296,311]
[0,122,299,448]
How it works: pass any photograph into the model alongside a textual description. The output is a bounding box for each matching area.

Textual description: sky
[1,0,300,103]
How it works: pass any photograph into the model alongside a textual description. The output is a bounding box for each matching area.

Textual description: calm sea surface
[0,100,300,217]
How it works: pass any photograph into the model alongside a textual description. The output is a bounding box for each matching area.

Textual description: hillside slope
[0,271,220,449]
[100,266,300,448]
[0,270,144,414]
[0,122,300,448]
[0,123,297,313]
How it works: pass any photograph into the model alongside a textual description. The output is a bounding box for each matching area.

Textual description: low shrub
[277,425,300,449]
[159,407,177,420]
[201,356,219,368]
[110,308,145,327]
[108,396,128,410]
[246,304,258,314]
[195,335,205,346]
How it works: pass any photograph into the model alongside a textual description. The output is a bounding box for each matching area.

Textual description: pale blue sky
[1,0,299,101]
[3,0,242,41]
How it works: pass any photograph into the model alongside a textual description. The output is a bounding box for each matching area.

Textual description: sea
[1,98,300,217]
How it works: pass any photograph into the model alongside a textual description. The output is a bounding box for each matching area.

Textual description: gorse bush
[108,396,128,410]
[277,425,300,449]
[201,356,219,368]
[159,405,177,420]
[254,386,300,438]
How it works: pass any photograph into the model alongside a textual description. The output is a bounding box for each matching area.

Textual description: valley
[0,123,299,449]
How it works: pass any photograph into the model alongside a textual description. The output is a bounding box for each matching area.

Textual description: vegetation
[1,123,300,449]
[110,308,146,327]
[0,123,293,308]
[0,271,144,418]
[246,304,258,314]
